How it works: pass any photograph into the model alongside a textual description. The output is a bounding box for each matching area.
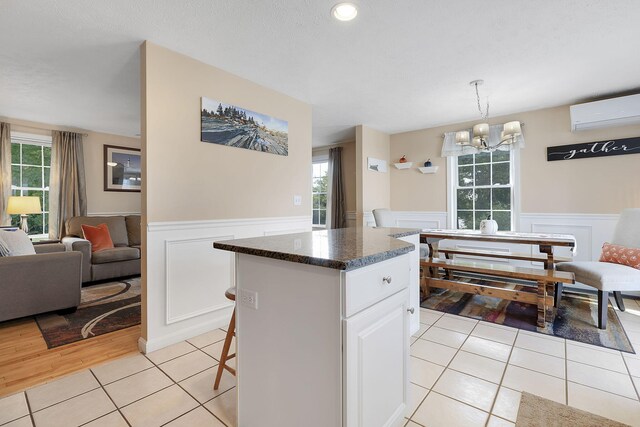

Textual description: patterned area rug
[422,283,635,353]
[35,277,140,348]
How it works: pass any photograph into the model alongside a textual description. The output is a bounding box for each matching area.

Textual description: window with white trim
[10,133,52,237]
[450,150,517,231]
[312,161,328,227]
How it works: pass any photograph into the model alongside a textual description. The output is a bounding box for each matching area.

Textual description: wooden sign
[547,137,640,161]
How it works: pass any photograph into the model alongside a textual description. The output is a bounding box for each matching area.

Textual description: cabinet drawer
[343,255,409,317]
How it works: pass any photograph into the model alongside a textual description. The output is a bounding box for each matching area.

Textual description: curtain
[328,147,346,229]
[0,122,10,225]
[441,124,525,157]
[49,131,87,239]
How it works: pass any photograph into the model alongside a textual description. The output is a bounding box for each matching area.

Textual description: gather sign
[547,137,640,161]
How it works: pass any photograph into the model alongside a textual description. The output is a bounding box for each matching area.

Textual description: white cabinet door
[344,289,410,427]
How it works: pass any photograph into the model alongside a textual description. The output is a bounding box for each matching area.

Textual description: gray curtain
[49,131,87,239]
[0,122,11,225]
[329,147,346,229]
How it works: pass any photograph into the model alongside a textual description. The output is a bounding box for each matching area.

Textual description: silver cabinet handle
[407,307,415,314]
[382,276,392,284]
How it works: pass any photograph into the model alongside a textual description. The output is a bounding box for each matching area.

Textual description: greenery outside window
[10,133,52,237]
[312,161,328,227]
[451,150,515,231]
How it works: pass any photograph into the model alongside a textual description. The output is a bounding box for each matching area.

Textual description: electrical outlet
[240,289,258,310]
[293,195,302,206]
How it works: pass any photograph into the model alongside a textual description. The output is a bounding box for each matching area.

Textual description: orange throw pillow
[81,223,115,253]
[599,242,640,270]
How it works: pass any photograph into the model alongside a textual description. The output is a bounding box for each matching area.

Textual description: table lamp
[7,196,42,234]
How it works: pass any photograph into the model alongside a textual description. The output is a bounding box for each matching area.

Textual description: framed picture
[367,157,388,173]
[104,145,141,192]
[201,97,288,156]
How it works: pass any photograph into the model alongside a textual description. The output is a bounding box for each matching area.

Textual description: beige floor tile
[461,336,512,362]
[186,329,228,349]
[433,369,498,412]
[410,336,419,345]
[625,355,640,377]
[491,386,521,422]
[410,339,457,366]
[566,342,627,373]
[448,351,506,384]
[203,388,237,427]
[569,338,625,355]
[568,381,640,427]
[0,392,29,425]
[164,407,226,427]
[419,308,444,325]
[27,370,100,412]
[146,341,197,365]
[83,411,129,427]
[104,366,174,407]
[501,365,565,404]
[411,391,488,427]
[509,347,565,379]
[2,417,33,427]
[420,326,468,349]
[159,350,216,383]
[487,415,515,427]
[92,354,154,385]
[31,388,115,427]
[518,329,565,343]
[202,337,236,361]
[471,323,517,346]
[405,383,428,418]
[179,367,236,404]
[412,323,430,339]
[405,421,422,427]
[120,385,198,427]
[433,315,478,335]
[514,332,564,358]
[567,360,637,399]
[410,356,445,389]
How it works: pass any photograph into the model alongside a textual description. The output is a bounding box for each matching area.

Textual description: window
[312,161,328,227]
[450,150,517,231]
[10,133,52,236]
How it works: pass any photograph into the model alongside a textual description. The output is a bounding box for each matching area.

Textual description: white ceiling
[1,0,640,146]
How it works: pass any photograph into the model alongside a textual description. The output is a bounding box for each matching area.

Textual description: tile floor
[1,298,640,427]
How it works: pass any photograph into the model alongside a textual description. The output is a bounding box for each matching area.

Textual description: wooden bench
[436,248,572,267]
[420,257,575,327]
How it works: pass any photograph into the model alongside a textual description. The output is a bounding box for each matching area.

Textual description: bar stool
[214,287,236,390]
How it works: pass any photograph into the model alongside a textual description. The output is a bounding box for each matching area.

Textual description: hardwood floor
[0,317,140,398]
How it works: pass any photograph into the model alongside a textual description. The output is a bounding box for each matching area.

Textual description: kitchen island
[214,227,420,427]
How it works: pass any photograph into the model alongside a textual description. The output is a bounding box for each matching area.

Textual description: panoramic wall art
[104,145,141,192]
[201,97,288,156]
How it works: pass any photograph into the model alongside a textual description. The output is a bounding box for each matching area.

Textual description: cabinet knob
[407,307,415,314]
[382,276,392,284]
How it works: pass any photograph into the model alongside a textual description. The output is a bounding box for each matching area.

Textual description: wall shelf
[393,162,413,169]
[418,166,438,174]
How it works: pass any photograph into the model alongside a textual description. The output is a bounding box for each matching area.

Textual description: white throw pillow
[0,229,36,256]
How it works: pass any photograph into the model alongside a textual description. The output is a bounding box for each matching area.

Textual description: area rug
[515,392,628,427]
[35,277,140,348]
[421,280,635,353]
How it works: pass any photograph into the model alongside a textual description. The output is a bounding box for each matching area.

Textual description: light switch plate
[293,195,302,206]
[239,289,258,310]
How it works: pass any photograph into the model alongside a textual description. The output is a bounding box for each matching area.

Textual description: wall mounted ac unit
[570,94,640,131]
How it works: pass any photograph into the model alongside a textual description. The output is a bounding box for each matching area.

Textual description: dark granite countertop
[213,227,420,271]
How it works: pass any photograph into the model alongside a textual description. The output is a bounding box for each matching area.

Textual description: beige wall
[1,116,141,215]
[312,140,357,213]
[142,41,312,222]
[356,125,391,215]
[390,105,640,214]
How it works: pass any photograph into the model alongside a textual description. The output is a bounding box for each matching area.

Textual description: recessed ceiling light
[331,3,358,21]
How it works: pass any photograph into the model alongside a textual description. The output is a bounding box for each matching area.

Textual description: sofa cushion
[91,247,140,264]
[557,261,640,291]
[82,223,115,253]
[66,216,129,247]
[0,229,36,256]
[125,215,141,247]
[599,242,640,270]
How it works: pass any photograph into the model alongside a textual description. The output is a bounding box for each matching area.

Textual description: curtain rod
[441,122,525,138]
[6,121,89,137]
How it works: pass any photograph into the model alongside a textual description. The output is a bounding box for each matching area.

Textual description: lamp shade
[7,196,41,215]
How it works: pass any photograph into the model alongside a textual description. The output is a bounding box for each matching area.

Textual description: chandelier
[455,80,522,151]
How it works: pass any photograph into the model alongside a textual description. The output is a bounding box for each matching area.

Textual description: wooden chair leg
[545,283,555,318]
[537,282,546,328]
[554,282,563,308]
[613,291,626,312]
[597,290,608,330]
[214,308,235,390]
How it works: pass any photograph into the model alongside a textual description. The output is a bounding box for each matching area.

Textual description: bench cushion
[557,261,640,291]
[91,247,140,264]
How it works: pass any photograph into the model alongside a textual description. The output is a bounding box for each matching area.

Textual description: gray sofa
[62,215,141,283]
[0,243,82,322]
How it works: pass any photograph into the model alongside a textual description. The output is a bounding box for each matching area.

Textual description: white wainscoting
[142,215,312,353]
